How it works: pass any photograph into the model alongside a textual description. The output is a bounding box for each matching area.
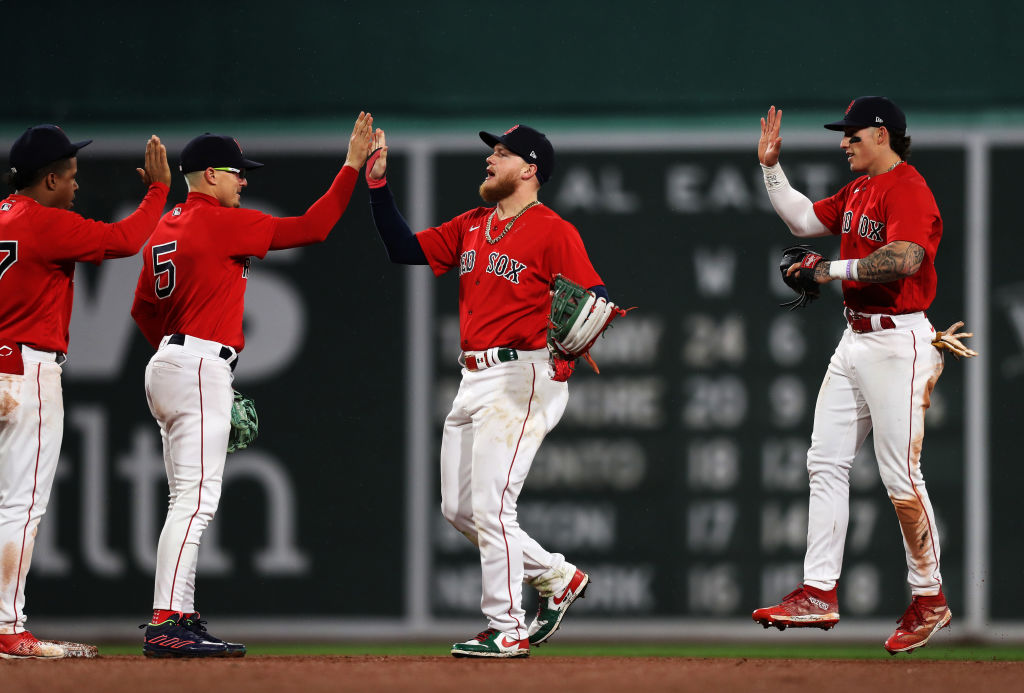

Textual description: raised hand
[759,106,783,167]
[344,112,374,170]
[137,135,171,186]
[368,128,388,181]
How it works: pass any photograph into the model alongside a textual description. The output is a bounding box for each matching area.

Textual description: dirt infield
[2,655,1022,693]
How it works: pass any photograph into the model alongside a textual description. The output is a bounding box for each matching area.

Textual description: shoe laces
[182,614,209,634]
[896,597,938,630]
[473,628,497,642]
[781,588,809,603]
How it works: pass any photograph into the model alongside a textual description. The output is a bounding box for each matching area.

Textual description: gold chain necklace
[484,201,540,245]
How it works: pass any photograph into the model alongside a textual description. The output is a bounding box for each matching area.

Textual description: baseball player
[366,124,617,657]
[0,125,170,659]
[131,113,374,658]
[751,97,961,653]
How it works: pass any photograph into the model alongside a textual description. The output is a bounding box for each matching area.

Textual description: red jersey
[133,166,358,352]
[813,163,941,314]
[417,203,602,351]
[0,183,169,353]
[132,193,277,352]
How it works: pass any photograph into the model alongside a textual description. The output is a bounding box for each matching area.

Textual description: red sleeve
[44,182,169,264]
[269,165,358,249]
[130,251,163,349]
[812,179,857,235]
[547,221,602,289]
[415,209,479,277]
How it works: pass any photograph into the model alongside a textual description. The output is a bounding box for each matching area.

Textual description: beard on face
[478,172,517,203]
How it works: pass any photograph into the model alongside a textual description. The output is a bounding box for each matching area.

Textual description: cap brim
[823,120,868,131]
[479,131,502,148]
[70,139,93,153]
[241,158,263,170]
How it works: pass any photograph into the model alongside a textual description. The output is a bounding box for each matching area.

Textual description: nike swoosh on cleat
[552,588,572,606]
[501,636,521,648]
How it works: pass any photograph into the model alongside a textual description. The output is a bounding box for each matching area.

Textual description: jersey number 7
[0,241,16,281]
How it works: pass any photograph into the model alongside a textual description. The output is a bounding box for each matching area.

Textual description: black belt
[168,333,238,371]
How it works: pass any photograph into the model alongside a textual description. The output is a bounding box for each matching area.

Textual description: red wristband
[366,148,387,189]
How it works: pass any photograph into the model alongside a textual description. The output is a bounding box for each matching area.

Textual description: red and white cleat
[752,585,840,631]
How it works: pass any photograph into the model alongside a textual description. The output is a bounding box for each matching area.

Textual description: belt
[464,347,520,371]
[167,333,238,371]
[845,309,896,334]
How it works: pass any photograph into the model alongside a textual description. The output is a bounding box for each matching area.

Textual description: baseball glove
[932,320,978,360]
[548,274,628,378]
[228,390,258,453]
[779,245,825,310]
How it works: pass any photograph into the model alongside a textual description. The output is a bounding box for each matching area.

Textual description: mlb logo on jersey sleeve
[1,202,11,211]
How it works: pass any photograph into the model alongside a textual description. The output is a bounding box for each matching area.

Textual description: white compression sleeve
[761,163,831,238]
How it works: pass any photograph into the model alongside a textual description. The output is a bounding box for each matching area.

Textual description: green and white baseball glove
[228,390,259,453]
[547,274,628,378]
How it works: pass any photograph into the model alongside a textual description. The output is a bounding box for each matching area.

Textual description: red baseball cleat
[883,592,952,654]
[752,585,840,631]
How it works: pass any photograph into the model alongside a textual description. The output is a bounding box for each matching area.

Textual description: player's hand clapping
[759,106,783,167]
[344,112,374,171]
[137,135,171,187]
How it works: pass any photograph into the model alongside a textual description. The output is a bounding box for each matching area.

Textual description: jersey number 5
[152,241,177,299]
[0,241,16,281]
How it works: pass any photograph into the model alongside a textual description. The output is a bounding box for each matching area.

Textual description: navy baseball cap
[479,124,555,184]
[179,134,264,174]
[825,96,907,132]
[9,125,92,173]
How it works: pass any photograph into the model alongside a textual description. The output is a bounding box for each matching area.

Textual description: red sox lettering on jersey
[418,203,600,351]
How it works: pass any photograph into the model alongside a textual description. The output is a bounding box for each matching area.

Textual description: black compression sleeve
[589,284,609,301]
[369,184,428,265]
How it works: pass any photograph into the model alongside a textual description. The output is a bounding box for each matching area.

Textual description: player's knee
[440,499,471,533]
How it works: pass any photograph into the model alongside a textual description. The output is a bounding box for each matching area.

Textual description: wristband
[366,147,387,189]
[828,259,860,281]
[761,162,790,192]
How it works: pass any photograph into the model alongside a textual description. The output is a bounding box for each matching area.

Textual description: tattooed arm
[812,241,925,283]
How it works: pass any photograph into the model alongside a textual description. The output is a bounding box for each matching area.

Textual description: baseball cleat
[528,567,590,646]
[182,612,246,657]
[0,631,98,659]
[752,585,840,631]
[141,612,228,658]
[451,628,530,658]
[883,592,952,655]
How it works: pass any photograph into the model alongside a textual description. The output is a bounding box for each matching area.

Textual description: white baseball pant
[440,351,569,638]
[803,312,945,596]
[0,347,64,633]
[145,335,235,612]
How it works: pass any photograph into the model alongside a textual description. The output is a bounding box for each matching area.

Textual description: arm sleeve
[368,184,428,264]
[760,163,831,238]
[268,165,359,249]
[130,294,163,349]
[49,182,170,264]
[130,261,164,349]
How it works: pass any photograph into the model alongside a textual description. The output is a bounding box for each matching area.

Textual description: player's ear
[43,171,58,191]
[522,163,538,181]
[204,167,218,185]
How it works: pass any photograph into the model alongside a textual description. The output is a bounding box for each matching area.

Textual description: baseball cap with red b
[825,96,907,132]
[179,133,264,174]
[479,125,555,184]
[9,124,92,173]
